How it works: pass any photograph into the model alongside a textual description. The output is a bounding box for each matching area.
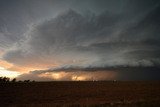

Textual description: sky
[0,0,160,81]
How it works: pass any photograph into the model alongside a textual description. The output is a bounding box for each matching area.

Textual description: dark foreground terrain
[0,81,160,107]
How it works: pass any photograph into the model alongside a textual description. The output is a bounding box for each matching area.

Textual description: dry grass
[0,81,160,107]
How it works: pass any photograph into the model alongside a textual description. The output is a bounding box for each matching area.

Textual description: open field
[0,81,160,107]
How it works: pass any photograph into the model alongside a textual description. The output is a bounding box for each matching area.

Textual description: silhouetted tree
[6,77,10,82]
[0,77,3,83]
[11,78,16,82]
[24,80,30,83]
[18,80,22,83]
[0,77,36,83]
[0,77,10,83]
[32,80,35,82]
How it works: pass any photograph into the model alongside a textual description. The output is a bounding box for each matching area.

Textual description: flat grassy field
[0,81,160,107]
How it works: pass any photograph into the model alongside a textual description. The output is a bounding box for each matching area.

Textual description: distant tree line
[0,77,35,83]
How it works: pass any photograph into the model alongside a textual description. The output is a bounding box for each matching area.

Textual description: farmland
[0,81,160,107]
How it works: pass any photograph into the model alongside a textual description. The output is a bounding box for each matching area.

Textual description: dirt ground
[0,81,160,107]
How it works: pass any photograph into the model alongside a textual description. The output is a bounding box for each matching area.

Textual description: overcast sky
[0,0,160,81]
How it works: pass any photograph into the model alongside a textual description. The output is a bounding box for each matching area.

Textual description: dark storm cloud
[19,66,160,81]
[0,0,73,49]
[2,9,128,66]
[3,4,160,68]
[0,0,159,49]
[0,0,160,80]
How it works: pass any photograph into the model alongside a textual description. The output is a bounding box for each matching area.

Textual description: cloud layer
[0,0,160,80]
[17,66,160,81]
[3,6,160,70]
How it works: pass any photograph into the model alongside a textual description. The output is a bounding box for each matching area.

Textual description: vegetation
[0,77,12,83]
[0,76,34,83]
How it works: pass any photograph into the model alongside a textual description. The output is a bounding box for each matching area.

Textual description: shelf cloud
[0,0,160,80]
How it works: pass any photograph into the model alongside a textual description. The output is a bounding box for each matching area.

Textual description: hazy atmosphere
[0,0,160,81]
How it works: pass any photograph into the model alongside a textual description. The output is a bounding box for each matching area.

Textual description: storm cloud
[17,66,160,81]
[0,0,160,80]
[3,5,160,69]
[17,68,117,81]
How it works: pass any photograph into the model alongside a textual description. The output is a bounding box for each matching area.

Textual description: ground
[0,81,160,107]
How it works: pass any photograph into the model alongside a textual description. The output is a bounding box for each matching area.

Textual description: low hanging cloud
[17,68,117,81]
[17,66,160,81]
[3,5,160,73]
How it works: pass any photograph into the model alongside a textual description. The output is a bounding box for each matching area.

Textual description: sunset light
[72,75,86,81]
[0,0,160,106]
[0,67,21,78]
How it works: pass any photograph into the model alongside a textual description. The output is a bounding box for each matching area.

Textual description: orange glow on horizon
[0,59,60,78]
[38,71,117,81]
[0,59,60,73]
[0,59,117,81]
[0,66,21,78]
[72,75,86,81]
[52,73,61,79]
[0,60,13,69]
